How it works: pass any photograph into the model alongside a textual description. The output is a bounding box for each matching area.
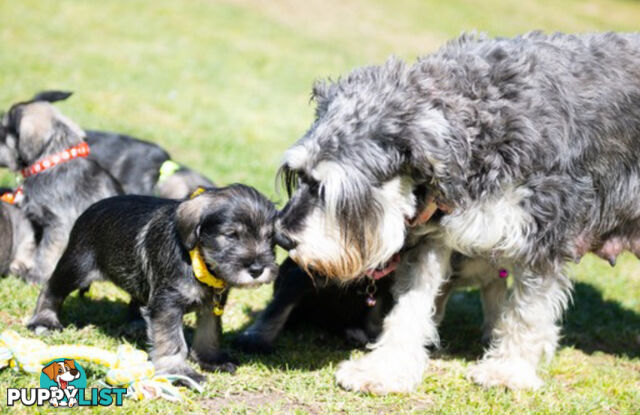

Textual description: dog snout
[248,263,264,278]
[70,369,79,376]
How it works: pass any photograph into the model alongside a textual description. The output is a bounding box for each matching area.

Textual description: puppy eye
[225,230,238,239]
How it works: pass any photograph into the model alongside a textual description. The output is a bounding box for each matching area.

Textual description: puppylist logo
[6,358,126,408]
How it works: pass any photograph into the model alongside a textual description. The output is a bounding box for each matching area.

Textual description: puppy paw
[27,313,63,334]
[468,358,543,390]
[233,331,275,354]
[343,328,371,348]
[9,260,31,279]
[335,348,425,394]
[192,350,238,374]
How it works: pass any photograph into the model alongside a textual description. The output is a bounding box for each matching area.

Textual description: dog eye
[224,230,238,239]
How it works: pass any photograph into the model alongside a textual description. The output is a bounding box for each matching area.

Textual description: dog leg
[190,303,237,373]
[147,297,205,385]
[27,254,87,333]
[26,223,69,283]
[335,241,451,394]
[479,277,508,343]
[9,220,36,279]
[468,268,571,389]
[235,258,313,353]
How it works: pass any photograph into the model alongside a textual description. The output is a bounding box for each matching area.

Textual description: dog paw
[335,349,425,394]
[9,260,31,279]
[192,350,238,374]
[468,358,543,390]
[343,328,371,348]
[27,314,63,334]
[233,331,275,354]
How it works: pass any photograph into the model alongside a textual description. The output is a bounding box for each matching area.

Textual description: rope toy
[0,330,201,402]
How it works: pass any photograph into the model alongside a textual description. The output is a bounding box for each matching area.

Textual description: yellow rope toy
[0,330,201,402]
[188,187,227,316]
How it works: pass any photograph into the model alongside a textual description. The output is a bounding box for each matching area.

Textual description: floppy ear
[32,90,73,103]
[42,362,58,380]
[176,193,218,250]
[64,359,76,369]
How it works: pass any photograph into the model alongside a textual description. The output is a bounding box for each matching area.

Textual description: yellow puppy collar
[189,246,226,315]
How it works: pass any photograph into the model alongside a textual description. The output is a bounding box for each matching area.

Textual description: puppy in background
[28,91,214,199]
[29,185,278,383]
[0,98,121,282]
[0,190,35,278]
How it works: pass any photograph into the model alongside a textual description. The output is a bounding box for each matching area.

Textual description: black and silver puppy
[0,97,122,283]
[28,185,278,383]
[29,91,214,199]
[235,257,395,353]
[0,196,36,277]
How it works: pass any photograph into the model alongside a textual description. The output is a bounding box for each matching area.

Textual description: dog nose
[275,230,296,251]
[248,264,264,278]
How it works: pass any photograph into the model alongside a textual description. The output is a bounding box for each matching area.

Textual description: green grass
[1,0,640,413]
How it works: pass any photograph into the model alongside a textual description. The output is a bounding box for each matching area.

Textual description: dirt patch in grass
[201,389,324,414]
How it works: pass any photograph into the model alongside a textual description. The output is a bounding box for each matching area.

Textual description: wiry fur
[19,90,215,199]
[0,99,122,283]
[275,32,640,392]
[0,200,36,278]
[28,185,278,385]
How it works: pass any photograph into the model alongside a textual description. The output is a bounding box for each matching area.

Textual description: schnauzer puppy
[29,91,214,199]
[275,32,640,392]
[236,254,505,353]
[235,257,395,353]
[0,195,36,278]
[28,185,278,383]
[0,96,122,283]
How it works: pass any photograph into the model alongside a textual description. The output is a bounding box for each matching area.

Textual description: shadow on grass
[55,280,638,374]
[436,281,640,360]
[59,293,150,349]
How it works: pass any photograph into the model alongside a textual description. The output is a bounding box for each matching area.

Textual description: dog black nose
[70,369,78,376]
[248,264,264,278]
[275,231,296,251]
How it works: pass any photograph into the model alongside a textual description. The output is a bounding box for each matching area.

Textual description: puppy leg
[27,252,88,333]
[433,277,457,326]
[479,278,507,343]
[147,296,205,385]
[190,303,237,373]
[469,268,571,389]
[9,220,36,279]
[235,258,313,353]
[26,222,70,283]
[335,242,452,394]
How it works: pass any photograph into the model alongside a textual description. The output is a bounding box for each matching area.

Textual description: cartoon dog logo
[41,359,81,407]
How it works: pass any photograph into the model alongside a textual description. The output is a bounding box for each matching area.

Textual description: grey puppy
[0,197,36,278]
[0,98,122,282]
[274,32,640,393]
[24,91,214,199]
[28,185,278,383]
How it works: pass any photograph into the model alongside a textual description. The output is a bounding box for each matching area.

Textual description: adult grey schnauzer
[275,32,640,393]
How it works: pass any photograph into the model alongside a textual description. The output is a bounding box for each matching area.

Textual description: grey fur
[0,100,122,282]
[275,32,640,391]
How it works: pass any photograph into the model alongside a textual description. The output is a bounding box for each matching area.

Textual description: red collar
[21,142,90,178]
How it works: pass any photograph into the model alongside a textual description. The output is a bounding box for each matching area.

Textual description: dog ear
[64,359,76,369]
[42,362,58,380]
[176,190,220,250]
[31,91,73,103]
[311,79,337,119]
